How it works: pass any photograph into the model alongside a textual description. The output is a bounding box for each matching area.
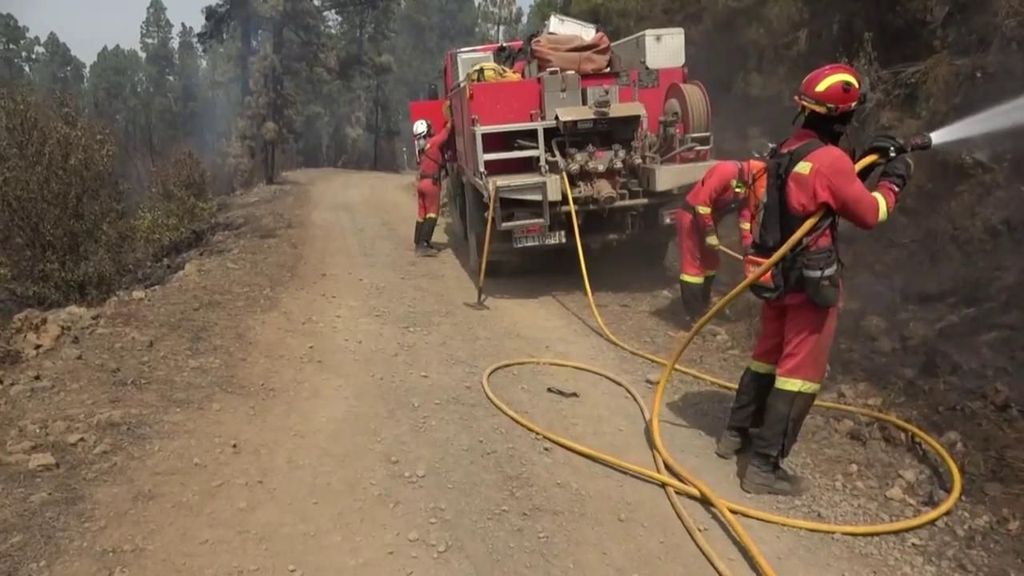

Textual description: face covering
[802,110,857,146]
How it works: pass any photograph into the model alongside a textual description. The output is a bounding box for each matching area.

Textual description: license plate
[512,229,566,248]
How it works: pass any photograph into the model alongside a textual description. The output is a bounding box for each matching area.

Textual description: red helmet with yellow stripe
[795,63,865,116]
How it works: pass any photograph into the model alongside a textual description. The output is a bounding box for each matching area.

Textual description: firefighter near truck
[408,17,718,272]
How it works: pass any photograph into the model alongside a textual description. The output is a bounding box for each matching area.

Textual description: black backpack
[747,140,838,302]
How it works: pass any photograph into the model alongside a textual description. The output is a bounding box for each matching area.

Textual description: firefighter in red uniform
[715,63,915,496]
[674,159,765,325]
[412,117,453,257]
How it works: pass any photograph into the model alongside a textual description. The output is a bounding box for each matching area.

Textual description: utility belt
[674,200,707,223]
[418,173,441,186]
[744,245,841,308]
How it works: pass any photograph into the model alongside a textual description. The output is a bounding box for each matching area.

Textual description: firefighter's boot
[741,453,808,496]
[745,387,817,496]
[679,279,706,328]
[421,217,440,250]
[701,274,716,309]
[416,218,440,257]
[715,429,746,459]
[716,368,775,459]
[414,221,423,248]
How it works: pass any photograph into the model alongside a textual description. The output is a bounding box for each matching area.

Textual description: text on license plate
[512,229,566,248]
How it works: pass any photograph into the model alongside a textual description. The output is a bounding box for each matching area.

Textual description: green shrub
[0,89,217,308]
[0,89,131,307]
[133,149,216,262]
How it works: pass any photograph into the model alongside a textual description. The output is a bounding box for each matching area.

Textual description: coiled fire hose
[479,153,962,576]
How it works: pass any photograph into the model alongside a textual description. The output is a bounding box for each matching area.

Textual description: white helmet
[412,119,430,139]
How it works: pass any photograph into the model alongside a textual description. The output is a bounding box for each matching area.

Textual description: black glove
[878,155,914,192]
[861,135,907,160]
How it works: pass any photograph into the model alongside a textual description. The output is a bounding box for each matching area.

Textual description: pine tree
[198,0,256,100]
[176,24,202,150]
[139,0,178,165]
[477,0,524,43]
[199,0,259,187]
[87,45,149,191]
[325,0,401,169]
[30,32,86,100]
[394,0,477,102]
[0,12,38,84]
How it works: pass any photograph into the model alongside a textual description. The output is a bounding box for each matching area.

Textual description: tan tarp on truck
[530,32,612,75]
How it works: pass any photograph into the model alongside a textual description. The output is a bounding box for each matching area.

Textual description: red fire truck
[408,17,716,270]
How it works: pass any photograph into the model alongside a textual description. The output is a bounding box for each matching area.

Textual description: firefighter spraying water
[718,63,917,495]
[717,88,1024,495]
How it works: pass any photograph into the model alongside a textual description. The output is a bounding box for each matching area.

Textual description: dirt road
[32,170,940,575]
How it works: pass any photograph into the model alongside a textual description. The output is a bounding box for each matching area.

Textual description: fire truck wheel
[447,174,468,241]
[465,186,486,271]
[621,234,673,273]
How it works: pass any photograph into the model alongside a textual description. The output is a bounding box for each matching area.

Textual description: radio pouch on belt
[745,140,833,302]
[800,245,841,307]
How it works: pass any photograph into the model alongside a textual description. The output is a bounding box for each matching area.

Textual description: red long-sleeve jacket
[683,161,744,236]
[739,128,899,249]
[418,122,452,181]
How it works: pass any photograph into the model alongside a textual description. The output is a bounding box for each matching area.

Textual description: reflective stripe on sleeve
[871,191,889,223]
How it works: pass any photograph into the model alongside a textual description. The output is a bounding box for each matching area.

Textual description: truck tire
[446,173,468,241]
[465,184,486,272]
[621,229,674,273]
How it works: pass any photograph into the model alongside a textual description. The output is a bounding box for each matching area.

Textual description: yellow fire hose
[479,154,963,575]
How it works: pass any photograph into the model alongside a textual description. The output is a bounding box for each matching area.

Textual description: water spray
[866,94,1024,163]
[928,93,1024,147]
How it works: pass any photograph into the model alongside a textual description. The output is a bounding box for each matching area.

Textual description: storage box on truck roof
[611,28,686,71]
[544,13,598,40]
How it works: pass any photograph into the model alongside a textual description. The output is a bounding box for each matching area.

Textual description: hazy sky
[1,0,217,63]
[1,0,535,64]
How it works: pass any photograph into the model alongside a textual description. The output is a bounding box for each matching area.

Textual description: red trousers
[675,210,719,283]
[416,178,441,221]
[749,292,839,393]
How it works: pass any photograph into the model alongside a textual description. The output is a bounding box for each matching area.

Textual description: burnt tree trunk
[265,16,285,184]
[372,79,381,170]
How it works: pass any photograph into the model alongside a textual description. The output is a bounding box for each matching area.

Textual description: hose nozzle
[905,133,933,152]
